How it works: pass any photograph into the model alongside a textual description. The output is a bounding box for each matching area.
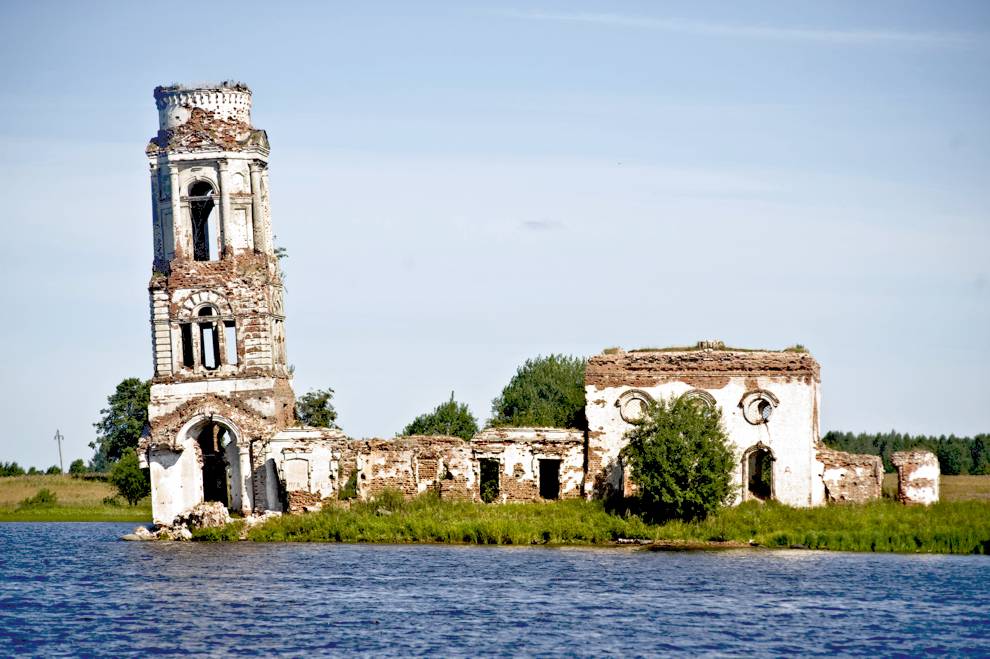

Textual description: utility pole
[54,429,64,474]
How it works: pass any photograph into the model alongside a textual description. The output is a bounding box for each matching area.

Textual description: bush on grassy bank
[200,493,990,554]
[623,396,735,522]
[18,488,58,509]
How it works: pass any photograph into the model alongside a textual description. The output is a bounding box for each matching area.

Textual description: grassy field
[882,473,990,501]
[0,474,151,522]
[199,488,990,554]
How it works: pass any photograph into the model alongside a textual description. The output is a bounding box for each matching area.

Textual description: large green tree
[90,378,151,471]
[490,354,587,429]
[296,387,338,428]
[109,448,151,506]
[622,396,736,522]
[401,392,479,440]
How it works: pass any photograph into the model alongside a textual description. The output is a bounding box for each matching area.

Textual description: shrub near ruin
[622,396,736,522]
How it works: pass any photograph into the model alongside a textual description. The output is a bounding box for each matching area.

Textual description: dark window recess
[747,449,774,500]
[539,459,561,500]
[180,324,194,368]
[479,459,500,503]
[189,181,217,262]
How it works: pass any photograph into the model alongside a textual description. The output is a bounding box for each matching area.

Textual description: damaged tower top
[153,81,253,131]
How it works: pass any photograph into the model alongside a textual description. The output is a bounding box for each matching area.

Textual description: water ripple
[1,524,989,656]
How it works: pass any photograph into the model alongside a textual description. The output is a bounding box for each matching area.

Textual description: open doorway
[479,459,500,503]
[195,421,232,507]
[744,445,774,501]
[539,459,561,500]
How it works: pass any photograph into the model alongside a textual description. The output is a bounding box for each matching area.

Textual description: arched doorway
[187,417,244,511]
[743,444,774,501]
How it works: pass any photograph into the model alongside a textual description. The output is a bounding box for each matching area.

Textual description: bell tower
[143,82,295,523]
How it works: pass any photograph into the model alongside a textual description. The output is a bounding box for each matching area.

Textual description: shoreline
[182,496,990,555]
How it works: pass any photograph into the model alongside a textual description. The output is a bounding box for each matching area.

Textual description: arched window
[740,390,779,425]
[174,292,239,373]
[189,181,218,261]
[616,389,654,423]
[742,444,775,501]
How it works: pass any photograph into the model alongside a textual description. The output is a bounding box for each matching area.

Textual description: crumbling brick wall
[816,446,883,503]
[471,428,586,502]
[891,450,940,505]
[354,436,474,500]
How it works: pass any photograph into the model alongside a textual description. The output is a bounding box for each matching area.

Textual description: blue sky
[0,1,987,468]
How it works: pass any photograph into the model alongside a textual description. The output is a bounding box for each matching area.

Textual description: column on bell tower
[249,162,270,254]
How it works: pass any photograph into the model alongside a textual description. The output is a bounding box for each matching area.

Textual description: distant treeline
[1,460,87,477]
[822,431,990,475]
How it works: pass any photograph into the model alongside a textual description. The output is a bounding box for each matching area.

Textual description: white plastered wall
[586,377,822,507]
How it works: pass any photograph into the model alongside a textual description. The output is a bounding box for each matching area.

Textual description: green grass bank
[196,493,990,554]
[0,475,151,522]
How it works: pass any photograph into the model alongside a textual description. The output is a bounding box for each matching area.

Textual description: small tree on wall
[622,396,736,521]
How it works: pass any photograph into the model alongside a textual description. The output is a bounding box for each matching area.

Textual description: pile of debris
[122,502,280,541]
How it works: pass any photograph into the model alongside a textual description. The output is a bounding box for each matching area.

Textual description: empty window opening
[189,181,218,261]
[180,323,194,368]
[196,422,230,507]
[224,321,238,366]
[199,324,220,371]
[479,459,500,503]
[539,459,561,500]
[746,448,774,501]
[758,399,773,422]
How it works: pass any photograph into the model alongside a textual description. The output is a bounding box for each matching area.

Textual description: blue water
[1,524,989,656]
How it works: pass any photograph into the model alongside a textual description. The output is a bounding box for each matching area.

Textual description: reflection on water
[1,523,989,656]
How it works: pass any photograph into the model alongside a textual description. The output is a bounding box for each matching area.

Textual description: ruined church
[138,83,918,526]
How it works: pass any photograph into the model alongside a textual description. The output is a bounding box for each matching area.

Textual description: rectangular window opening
[180,324,194,368]
[479,458,500,503]
[224,321,238,366]
[539,459,561,500]
[200,323,219,370]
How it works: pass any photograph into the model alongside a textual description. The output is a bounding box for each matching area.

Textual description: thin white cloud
[494,9,975,46]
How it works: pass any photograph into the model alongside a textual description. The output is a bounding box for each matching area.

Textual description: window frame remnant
[616,389,654,423]
[740,390,780,425]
